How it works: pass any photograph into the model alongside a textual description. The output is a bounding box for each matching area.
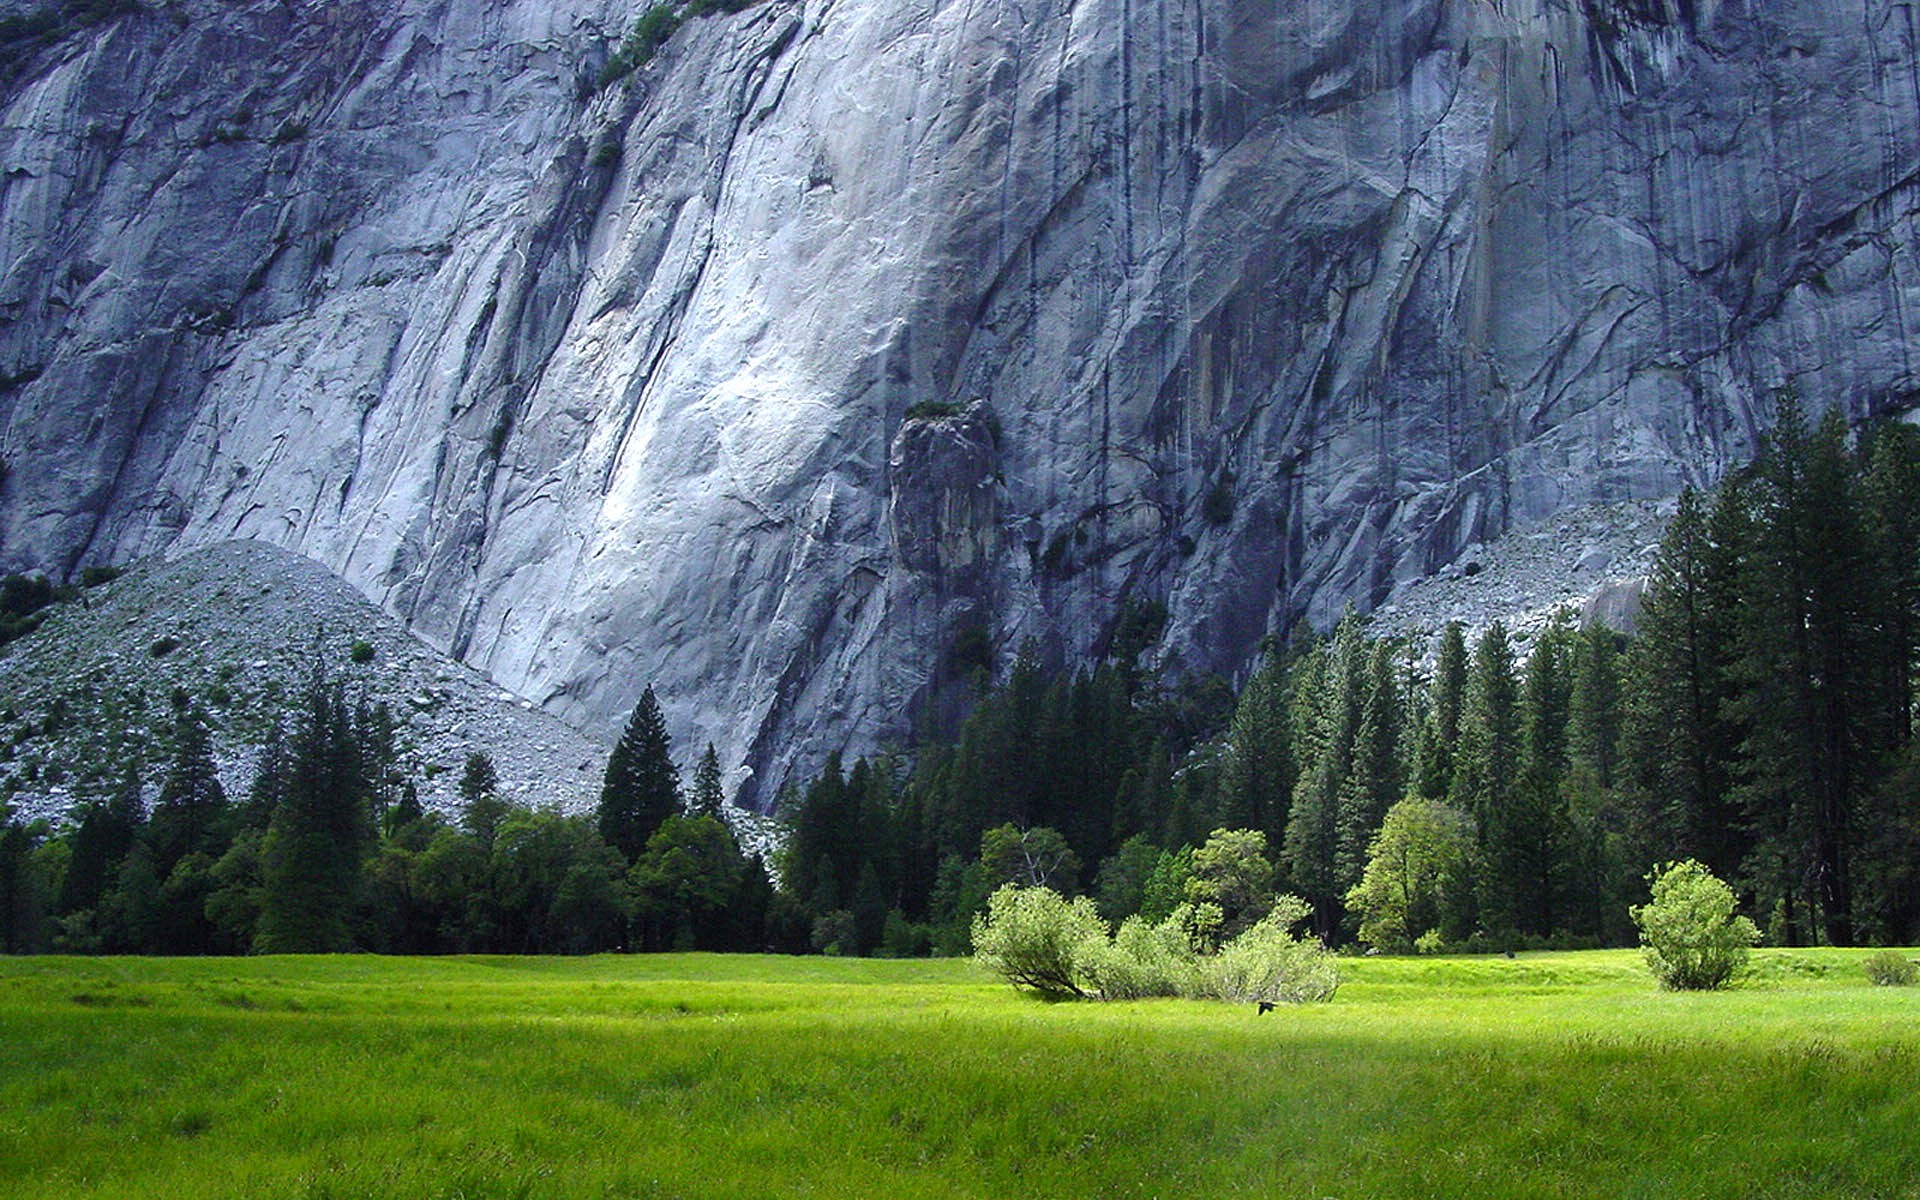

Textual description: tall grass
[1,950,1915,1198]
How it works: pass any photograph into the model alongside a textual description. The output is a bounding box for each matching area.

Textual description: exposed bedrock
[3,0,1918,805]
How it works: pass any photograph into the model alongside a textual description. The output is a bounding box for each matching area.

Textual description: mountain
[3,0,1917,806]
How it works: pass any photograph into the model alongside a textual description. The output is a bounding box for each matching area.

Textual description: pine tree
[57,766,145,917]
[597,686,681,864]
[1334,640,1405,896]
[254,681,375,953]
[690,743,726,817]
[1451,622,1521,936]
[147,709,228,880]
[1218,650,1293,846]
[1622,486,1746,880]
[1411,623,1468,800]
[1284,614,1366,931]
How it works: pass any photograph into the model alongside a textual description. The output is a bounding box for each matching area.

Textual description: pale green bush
[1629,860,1760,991]
[1080,911,1197,1000]
[1863,949,1917,987]
[975,886,1340,1005]
[1201,896,1339,1004]
[970,884,1105,999]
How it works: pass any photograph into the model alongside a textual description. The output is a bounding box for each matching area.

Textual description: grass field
[1,949,1916,1199]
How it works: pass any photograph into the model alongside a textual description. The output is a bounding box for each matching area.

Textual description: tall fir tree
[255,681,376,953]
[1218,650,1293,847]
[1450,622,1521,936]
[147,708,228,880]
[1412,622,1468,800]
[597,686,681,864]
[1334,639,1405,897]
[690,743,726,817]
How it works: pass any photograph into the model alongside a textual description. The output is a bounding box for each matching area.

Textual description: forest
[1,398,1917,956]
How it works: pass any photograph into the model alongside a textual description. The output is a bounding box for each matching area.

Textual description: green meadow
[1,950,1915,1199]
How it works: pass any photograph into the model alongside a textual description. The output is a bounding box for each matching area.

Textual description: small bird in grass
[1256,1001,1275,1015]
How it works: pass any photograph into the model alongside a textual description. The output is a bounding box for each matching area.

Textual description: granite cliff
[3,0,1918,805]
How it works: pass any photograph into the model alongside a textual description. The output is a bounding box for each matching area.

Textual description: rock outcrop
[4,0,1919,805]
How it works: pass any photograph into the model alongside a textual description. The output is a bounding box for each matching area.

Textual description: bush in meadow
[1629,859,1759,991]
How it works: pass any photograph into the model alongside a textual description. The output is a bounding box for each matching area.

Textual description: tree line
[3,397,1918,956]
[774,398,1920,953]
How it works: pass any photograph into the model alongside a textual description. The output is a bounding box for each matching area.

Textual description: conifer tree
[57,766,145,917]
[1284,614,1366,929]
[255,681,375,954]
[1412,622,1468,800]
[1451,622,1521,935]
[690,743,726,817]
[1334,640,1405,895]
[1623,485,1745,873]
[1218,650,1293,846]
[147,709,228,880]
[597,686,681,864]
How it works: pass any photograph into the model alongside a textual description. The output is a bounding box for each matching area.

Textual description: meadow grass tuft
[1,949,1915,1198]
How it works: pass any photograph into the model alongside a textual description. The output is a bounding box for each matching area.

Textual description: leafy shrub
[974,884,1339,1005]
[348,640,375,665]
[971,884,1105,999]
[597,4,684,88]
[1863,950,1917,987]
[1080,911,1197,1000]
[78,565,121,588]
[1200,896,1339,1004]
[904,399,966,422]
[1629,859,1759,991]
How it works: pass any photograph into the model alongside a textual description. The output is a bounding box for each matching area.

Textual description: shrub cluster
[972,884,1338,1004]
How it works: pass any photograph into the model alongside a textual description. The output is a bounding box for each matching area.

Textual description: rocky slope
[0,540,606,824]
[4,0,1919,806]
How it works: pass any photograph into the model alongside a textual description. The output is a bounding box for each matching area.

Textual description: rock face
[4,0,1920,805]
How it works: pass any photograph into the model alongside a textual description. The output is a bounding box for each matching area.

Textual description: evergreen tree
[254,681,376,953]
[690,743,726,817]
[1622,486,1746,879]
[1451,622,1521,936]
[1411,622,1468,800]
[147,709,228,880]
[1,814,46,954]
[459,751,510,849]
[57,766,144,917]
[1217,650,1293,847]
[1284,615,1366,932]
[1334,640,1405,896]
[597,686,681,864]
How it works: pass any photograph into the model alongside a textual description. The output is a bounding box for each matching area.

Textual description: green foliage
[597,686,680,864]
[596,3,686,88]
[1344,797,1475,950]
[1183,827,1275,942]
[1630,860,1760,991]
[347,639,374,664]
[979,823,1080,890]
[970,884,1105,999]
[903,399,967,421]
[253,683,373,953]
[689,742,725,816]
[630,814,745,951]
[1202,896,1339,1004]
[974,883,1338,1005]
[1861,949,1916,986]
